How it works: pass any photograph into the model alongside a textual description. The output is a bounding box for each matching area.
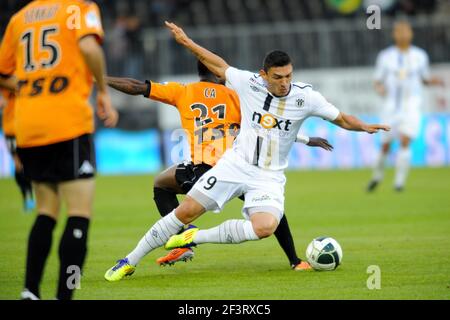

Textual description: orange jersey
[0,0,104,147]
[1,89,15,136]
[149,81,241,166]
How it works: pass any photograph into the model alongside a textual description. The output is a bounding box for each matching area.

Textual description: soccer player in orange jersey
[106,61,333,270]
[0,0,118,300]
[1,88,35,211]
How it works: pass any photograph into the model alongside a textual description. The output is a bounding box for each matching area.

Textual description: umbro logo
[251,195,271,202]
[296,99,304,107]
[78,160,94,175]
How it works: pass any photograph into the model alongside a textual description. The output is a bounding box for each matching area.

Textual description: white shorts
[188,149,286,222]
[380,97,422,143]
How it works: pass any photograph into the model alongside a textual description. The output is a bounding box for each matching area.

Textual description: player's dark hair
[197,58,224,84]
[263,50,292,72]
[197,60,212,78]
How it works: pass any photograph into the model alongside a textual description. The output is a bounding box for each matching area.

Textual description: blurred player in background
[104,21,389,281]
[1,88,35,211]
[0,0,118,299]
[368,20,444,192]
[105,61,333,271]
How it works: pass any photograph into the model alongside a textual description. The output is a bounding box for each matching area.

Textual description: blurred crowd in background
[2,0,445,32]
[2,1,449,77]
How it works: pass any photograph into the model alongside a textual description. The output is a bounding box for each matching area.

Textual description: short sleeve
[295,133,309,144]
[374,51,386,82]
[149,81,185,107]
[308,90,340,121]
[420,51,431,82]
[225,66,254,93]
[0,19,17,77]
[75,2,104,43]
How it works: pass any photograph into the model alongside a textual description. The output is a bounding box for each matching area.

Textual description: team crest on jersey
[296,99,304,107]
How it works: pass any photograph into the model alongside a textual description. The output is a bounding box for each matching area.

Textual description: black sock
[25,214,56,298]
[153,187,179,217]
[15,169,33,200]
[274,215,301,267]
[57,216,90,300]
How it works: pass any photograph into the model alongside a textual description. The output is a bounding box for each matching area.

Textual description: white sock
[372,151,388,182]
[126,210,184,266]
[395,147,411,188]
[194,219,259,244]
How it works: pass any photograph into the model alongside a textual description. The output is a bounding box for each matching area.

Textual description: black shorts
[175,162,213,194]
[5,135,17,155]
[17,134,96,183]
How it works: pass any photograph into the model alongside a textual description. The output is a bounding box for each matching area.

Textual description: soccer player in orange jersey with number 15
[0,0,118,300]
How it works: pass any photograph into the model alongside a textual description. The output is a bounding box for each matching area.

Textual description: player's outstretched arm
[332,112,390,134]
[165,21,229,79]
[106,77,148,96]
[79,35,118,128]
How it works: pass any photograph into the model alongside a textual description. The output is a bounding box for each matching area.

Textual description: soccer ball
[306,237,343,271]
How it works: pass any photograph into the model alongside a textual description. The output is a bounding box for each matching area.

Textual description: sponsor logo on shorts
[251,195,271,202]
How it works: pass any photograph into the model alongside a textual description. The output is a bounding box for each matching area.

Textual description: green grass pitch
[0,168,449,300]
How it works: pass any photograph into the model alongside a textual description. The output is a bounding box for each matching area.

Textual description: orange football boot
[156,248,194,266]
[293,261,313,271]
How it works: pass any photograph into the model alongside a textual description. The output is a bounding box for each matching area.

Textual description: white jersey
[374,45,430,115]
[225,67,339,171]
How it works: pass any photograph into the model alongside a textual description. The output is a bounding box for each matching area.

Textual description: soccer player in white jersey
[368,20,444,192]
[104,22,389,281]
